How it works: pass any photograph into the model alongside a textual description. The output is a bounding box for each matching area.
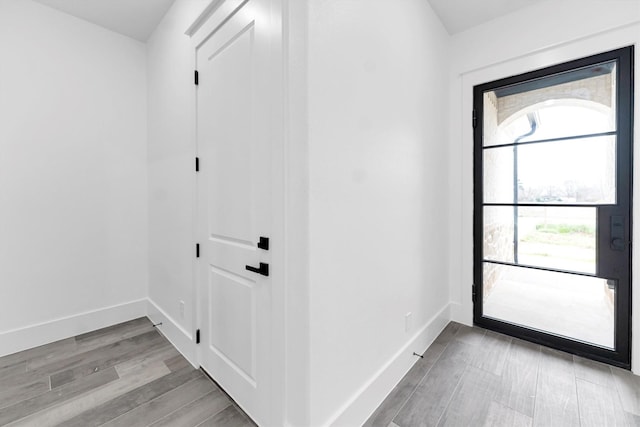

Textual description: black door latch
[257,237,269,250]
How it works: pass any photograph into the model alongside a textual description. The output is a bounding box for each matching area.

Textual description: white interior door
[196,1,273,424]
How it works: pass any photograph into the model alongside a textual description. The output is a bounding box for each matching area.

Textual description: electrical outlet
[405,312,412,332]
[180,301,185,319]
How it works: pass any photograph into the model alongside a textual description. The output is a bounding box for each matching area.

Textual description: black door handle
[611,216,625,251]
[246,262,269,277]
[612,238,625,251]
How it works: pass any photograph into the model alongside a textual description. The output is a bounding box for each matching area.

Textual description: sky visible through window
[506,104,615,204]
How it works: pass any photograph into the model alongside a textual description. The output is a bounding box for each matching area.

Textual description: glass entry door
[473,47,633,368]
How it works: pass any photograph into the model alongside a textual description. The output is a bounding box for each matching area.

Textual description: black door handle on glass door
[611,216,625,251]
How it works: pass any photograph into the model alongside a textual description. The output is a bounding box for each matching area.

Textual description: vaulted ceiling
[30,0,553,42]
[31,0,176,42]
[427,0,550,34]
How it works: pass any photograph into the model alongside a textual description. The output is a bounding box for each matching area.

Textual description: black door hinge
[195,157,200,172]
[194,70,199,86]
[472,109,477,129]
[196,329,200,344]
[472,284,477,303]
[196,243,200,258]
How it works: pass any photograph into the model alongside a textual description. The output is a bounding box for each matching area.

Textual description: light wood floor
[366,322,640,427]
[5,319,640,427]
[0,318,256,427]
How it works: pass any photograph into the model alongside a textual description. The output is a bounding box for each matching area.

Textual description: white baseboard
[0,299,147,358]
[146,298,198,368]
[1,297,199,370]
[327,303,452,427]
[449,301,472,326]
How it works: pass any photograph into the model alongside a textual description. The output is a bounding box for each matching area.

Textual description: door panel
[474,47,633,368]
[483,61,618,146]
[196,0,272,424]
[209,267,256,382]
[483,136,617,205]
[483,206,597,274]
[481,262,614,348]
[205,25,254,243]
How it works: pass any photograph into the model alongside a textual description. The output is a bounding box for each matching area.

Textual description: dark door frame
[473,46,634,369]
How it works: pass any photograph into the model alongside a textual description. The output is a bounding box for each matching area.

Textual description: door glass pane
[482,262,614,349]
[483,61,617,147]
[484,206,596,275]
[483,136,616,204]
[483,206,514,264]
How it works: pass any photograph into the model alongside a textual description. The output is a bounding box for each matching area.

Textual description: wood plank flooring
[5,319,639,426]
[0,318,256,427]
[366,322,640,427]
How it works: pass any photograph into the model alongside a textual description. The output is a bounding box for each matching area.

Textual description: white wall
[146,0,210,362]
[0,0,148,356]
[307,1,451,424]
[447,0,640,370]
